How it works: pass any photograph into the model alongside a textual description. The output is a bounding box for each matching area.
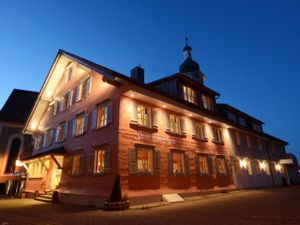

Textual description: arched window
[5,138,21,174]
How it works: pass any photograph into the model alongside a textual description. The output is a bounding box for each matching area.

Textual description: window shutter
[167,152,173,175]
[75,85,82,102]
[128,148,137,174]
[79,155,85,175]
[184,153,190,176]
[154,150,160,175]
[53,101,58,116]
[152,108,158,129]
[71,119,77,137]
[67,156,73,175]
[165,113,170,132]
[33,137,38,150]
[83,113,88,133]
[84,77,92,97]
[91,108,98,129]
[130,102,138,124]
[67,91,73,108]
[225,159,229,175]
[215,157,220,176]
[63,123,68,140]
[60,98,65,112]
[191,121,196,138]
[104,149,111,173]
[87,153,94,175]
[181,117,187,135]
[195,155,200,176]
[42,133,46,147]
[49,129,54,145]
[207,156,214,176]
[55,127,60,143]
[107,101,113,124]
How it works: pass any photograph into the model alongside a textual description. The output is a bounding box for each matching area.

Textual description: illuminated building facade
[22,44,290,206]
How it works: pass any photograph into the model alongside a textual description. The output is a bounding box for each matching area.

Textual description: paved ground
[0,186,300,225]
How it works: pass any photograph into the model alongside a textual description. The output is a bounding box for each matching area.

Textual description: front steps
[35,191,53,203]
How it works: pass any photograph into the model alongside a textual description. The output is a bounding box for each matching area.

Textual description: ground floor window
[137,148,153,173]
[172,151,185,174]
[68,154,85,176]
[216,156,227,175]
[198,154,209,175]
[91,147,111,174]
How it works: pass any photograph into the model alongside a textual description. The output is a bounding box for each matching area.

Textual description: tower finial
[185,35,188,46]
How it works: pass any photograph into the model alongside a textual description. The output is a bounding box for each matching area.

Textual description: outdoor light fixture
[260,162,266,170]
[275,164,281,172]
[189,113,192,117]
[162,104,166,108]
[239,159,247,169]
[31,122,37,130]
[130,93,134,98]
[15,160,28,170]
[47,90,53,98]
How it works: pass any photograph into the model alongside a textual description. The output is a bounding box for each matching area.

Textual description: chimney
[130,66,144,84]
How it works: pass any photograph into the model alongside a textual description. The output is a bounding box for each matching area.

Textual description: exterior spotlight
[130,93,134,98]
[260,162,266,170]
[239,159,247,169]
[275,164,281,172]
[162,104,166,108]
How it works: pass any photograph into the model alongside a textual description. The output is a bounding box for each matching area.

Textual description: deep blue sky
[0,1,299,160]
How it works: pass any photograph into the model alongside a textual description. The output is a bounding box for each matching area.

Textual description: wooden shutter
[91,107,98,129]
[71,119,77,137]
[75,84,82,102]
[67,156,73,175]
[107,101,113,124]
[55,127,59,143]
[130,102,138,124]
[49,129,54,145]
[67,91,73,108]
[84,77,91,97]
[181,117,187,135]
[216,157,220,176]
[207,156,214,176]
[87,153,94,175]
[184,153,190,176]
[167,152,173,175]
[195,154,200,176]
[128,148,137,174]
[83,113,88,133]
[79,155,85,175]
[53,101,58,116]
[152,108,158,129]
[63,123,68,140]
[104,149,111,173]
[154,150,160,175]
[165,113,170,132]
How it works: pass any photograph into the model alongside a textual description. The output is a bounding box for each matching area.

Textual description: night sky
[0,1,299,160]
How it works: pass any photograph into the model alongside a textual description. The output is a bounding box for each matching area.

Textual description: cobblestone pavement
[0,186,300,225]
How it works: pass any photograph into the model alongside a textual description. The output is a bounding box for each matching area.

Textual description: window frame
[212,126,224,144]
[136,147,154,174]
[171,150,185,175]
[198,154,210,175]
[169,114,181,134]
[183,85,196,104]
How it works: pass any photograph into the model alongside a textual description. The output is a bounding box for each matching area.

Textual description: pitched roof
[0,89,38,123]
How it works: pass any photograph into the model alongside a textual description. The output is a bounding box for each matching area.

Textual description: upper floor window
[227,111,237,123]
[257,138,263,150]
[42,129,53,147]
[49,101,59,118]
[91,101,112,129]
[75,77,92,102]
[235,131,241,146]
[246,135,251,148]
[137,105,150,127]
[62,91,73,110]
[192,121,207,141]
[201,94,214,111]
[212,126,224,144]
[169,114,181,134]
[239,117,247,126]
[137,147,153,173]
[252,123,262,132]
[183,85,196,104]
[55,122,68,143]
[72,113,88,137]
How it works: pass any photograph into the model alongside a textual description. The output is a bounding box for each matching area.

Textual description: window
[253,160,260,175]
[235,131,240,146]
[212,126,223,144]
[91,101,112,129]
[172,152,185,174]
[55,122,68,143]
[63,91,73,109]
[198,155,209,175]
[5,138,21,174]
[137,105,150,127]
[169,114,181,134]
[183,85,196,104]
[75,77,92,102]
[72,113,88,136]
[253,123,262,132]
[59,96,66,112]
[49,101,59,118]
[193,121,207,140]
[257,138,263,150]
[68,154,85,176]
[216,157,227,175]
[239,117,247,126]
[90,147,111,174]
[137,148,153,173]
[201,94,214,111]
[246,135,251,148]
[227,111,237,123]
[42,129,53,147]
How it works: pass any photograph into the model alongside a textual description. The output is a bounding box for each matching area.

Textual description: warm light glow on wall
[162,104,166,108]
[15,160,28,170]
[47,90,53,98]
[188,113,192,117]
[239,159,247,169]
[130,93,135,98]
[260,161,266,170]
[31,122,37,130]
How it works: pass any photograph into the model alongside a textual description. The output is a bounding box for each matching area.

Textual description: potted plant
[104,174,130,211]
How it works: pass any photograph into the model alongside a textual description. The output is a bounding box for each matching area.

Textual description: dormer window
[252,123,262,132]
[201,94,214,111]
[63,65,73,83]
[75,77,92,102]
[183,85,196,104]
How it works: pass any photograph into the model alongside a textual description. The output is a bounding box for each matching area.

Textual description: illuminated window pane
[172,152,184,174]
[201,95,213,111]
[94,149,105,173]
[217,157,227,175]
[170,114,181,134]
[137,148,153,173]
[136,105,150,127]
[199,155,209,175]
[195,122,206,140]
[183,86,196,104]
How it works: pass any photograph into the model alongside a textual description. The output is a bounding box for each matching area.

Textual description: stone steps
[35,191,54,203]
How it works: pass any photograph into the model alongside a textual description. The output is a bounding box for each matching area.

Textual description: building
[22,43,292,206]
[0,89,38,195]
